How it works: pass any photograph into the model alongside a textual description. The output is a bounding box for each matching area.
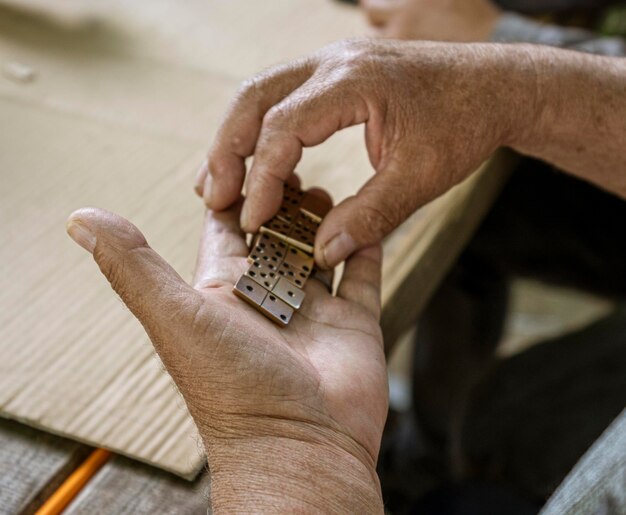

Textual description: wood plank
[0,97,206,478]
[0,10,239,145]
[381,150,518,354]
[0,0,367,79]
[0,419,91,515]
[0,0,518,478]
[65,457,210,515]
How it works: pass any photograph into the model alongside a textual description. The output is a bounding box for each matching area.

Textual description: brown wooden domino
[299,192,331,222]
[232,186,332,326]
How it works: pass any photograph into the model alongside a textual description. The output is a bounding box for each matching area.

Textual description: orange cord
[35,448,112,515]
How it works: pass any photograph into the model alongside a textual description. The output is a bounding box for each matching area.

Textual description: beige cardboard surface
[0,1,508,478]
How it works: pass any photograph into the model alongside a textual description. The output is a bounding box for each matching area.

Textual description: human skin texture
[196,40,626,269]
[66,191,387,514]
[360,0,503,41]
[67,38,625,513]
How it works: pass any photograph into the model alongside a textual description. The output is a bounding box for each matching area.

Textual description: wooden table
[0,418,209,514]
[0,0,516,510]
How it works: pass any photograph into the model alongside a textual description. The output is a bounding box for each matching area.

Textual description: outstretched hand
[66,191,387,513]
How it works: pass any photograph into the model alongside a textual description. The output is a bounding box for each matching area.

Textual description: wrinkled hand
[66,193,387,512]
[196,39,538,268]
[361,0,502,41]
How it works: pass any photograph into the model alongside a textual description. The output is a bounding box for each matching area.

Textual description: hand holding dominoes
[197,39,536,271]
[233,185,333,326]
[67,201,387,512]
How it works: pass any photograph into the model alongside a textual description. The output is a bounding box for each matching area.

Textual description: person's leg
[401,331,626,515]
[412,254,509,464]
[377,246,510,512]
[461,308,626,504]
[468,160,626,298]
[408,158,626,487]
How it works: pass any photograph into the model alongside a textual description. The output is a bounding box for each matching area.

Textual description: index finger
[240,78,369,233]
[200,58,315,211]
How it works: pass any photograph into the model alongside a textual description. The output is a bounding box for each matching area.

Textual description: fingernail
[202,173,213,207]
[194,160,209,198]
[66,220,96,253]
[322,232,355,267]
[240,202,250,230]
[193,159,211,204]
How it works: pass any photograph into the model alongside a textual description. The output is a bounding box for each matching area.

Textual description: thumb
[66,208,201,350]
[315,168,426,268]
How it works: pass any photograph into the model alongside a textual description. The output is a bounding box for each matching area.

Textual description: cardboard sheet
[0,0,508,478]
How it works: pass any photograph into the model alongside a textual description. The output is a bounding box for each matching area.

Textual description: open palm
[66,195,388,476]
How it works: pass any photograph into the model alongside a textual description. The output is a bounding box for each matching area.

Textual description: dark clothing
[380,8,626,514]
[495,0,615,14]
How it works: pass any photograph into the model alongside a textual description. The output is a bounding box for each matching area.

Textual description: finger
[194,158,209,197]
[286,173,301,190]
[193,200,249,288]
[66,208,200,345]
[204,59,315,210]
[337,245,382,320]
[360,0,394,27]
[314,165,428,268]
[305,187,333,208]
[241,80,368,232]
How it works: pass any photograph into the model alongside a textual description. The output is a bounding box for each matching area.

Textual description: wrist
[491,44,551,151]
[202,419,384,514]
[502,46,626,195]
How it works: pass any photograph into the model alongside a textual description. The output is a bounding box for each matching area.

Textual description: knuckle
[263,93,319,135]
[335,38,373,65]
[94,232,149,295]
[207,154,225,178]
[236,75,261,101]
[358,201,400,240]
[317,41,381,93]
[237,64,285,103]
[252,163,282,190]
[263,103,291,130]
[324,38,402,89]
[95,248,129,298]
